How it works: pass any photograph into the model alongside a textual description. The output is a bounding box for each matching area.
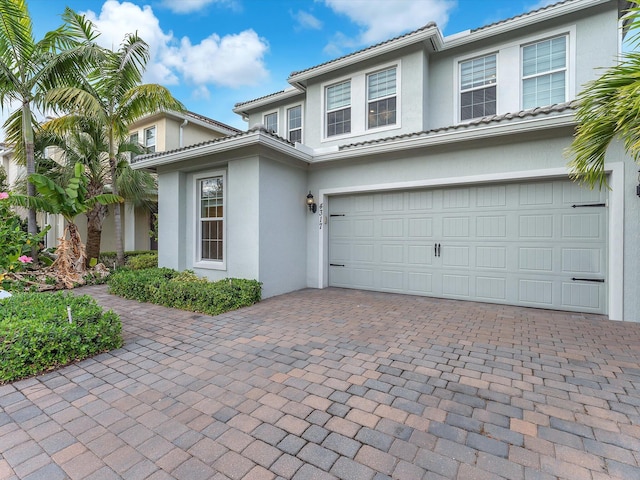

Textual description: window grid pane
[368,97,397,128]
[327,81,351,110]
[287,106,302,142]
[327,108,351,137]
[522,36,566,109]
[264,113,277,133]
[368,68,396,100]
[460,54,497,121]
[199,177,223,262]
[461,54,497,90]
[460,86,497,121]
[144,127,156,153]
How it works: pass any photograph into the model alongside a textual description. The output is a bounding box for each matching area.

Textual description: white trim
[317,164,624,320]
[193,169,227,271]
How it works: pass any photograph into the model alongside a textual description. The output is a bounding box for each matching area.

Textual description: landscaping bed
[0,292,122,383]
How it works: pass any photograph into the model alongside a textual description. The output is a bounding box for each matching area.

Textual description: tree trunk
[85,202,106,267]
[24,122,37,260]
[108,129,125,266]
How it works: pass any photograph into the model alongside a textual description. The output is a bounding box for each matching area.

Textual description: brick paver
[1,285,639,479]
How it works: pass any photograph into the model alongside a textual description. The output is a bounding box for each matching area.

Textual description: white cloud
[80,1,270,92]
[164,30,269,87]
[292,10,323,30]
[160,0,240,14]
[322,0,454,53]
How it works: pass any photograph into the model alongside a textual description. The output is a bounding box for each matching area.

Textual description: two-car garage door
[328,179,607,314]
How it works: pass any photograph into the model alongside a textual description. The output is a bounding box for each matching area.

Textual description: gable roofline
[128,110,241,136]
[287,22,441,86]
[232,87,305,117]
[442,0,614,49]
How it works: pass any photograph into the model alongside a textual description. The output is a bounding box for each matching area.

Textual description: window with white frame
[287,106,302,143]
[460,54,497,121]
[129,132,139,160]
[522,35,567,109]
[367,67,397,128]
[264,112,278,133]
[198,175,224,262]
[326,80,351,137]
[144,126,156,153]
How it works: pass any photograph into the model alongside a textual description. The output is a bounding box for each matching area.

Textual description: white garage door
[328,179,608,314]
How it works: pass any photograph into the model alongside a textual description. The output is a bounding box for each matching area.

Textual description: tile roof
[288,22,437,79]
[337,101,578,151]
[470,0,573,33]
[131,126,293,164]
[234,90,288,109]
[185,111,241,133]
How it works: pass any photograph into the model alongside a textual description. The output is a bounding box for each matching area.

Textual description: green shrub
[0,292,122,383]
[126,252,158,270]
[98,250,156,268]
[107,268,261,315]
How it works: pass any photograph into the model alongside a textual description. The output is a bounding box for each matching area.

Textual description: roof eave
[443,0,611,49]
[232,87,306,115]
[288,26,443,86]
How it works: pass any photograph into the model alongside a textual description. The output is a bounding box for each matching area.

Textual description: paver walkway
[1,285,640,480]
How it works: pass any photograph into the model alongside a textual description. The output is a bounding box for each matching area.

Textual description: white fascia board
[232,87,305,115]
[131,131,312,170]
[288,27,442,85]
[442,0,609,50]
[311,114,576,163]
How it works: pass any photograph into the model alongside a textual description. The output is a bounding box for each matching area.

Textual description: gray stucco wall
[258,157,308,297]
[306,130,637,321]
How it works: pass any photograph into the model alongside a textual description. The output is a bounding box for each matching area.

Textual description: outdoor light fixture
[306,191,317,213]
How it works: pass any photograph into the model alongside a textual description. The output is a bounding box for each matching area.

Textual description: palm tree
[0,1,101,243]
[40,117,156,265]
[568,3,640,187]
[46,23,184,266]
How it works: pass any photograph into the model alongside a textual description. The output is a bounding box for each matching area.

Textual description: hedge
[107,268,261,316]
[0,292,122,383]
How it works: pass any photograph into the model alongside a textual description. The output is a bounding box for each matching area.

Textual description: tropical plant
[46,18,184,266]
[568,2,640,187]
[39,117,156,266]
[0,1,101,244]
[10,162,121,286]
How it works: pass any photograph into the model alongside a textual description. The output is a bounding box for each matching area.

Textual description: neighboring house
[132,0,638,322]
[1,111,239,254]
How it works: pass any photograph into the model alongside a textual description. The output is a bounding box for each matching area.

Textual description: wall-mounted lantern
[306,191,317,213]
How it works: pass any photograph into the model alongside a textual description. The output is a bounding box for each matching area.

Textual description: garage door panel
[329,179,607,314]
[561,248,602,274]
[476,276,507,300]
[562,282,603,310]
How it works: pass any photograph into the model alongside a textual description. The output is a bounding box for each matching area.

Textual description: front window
[326,81,351,137]
[144,126,156,153]
[522,36,566,109]
[129,132,139,161]
[287,106,302,143]
[264,112,278,133]
[198,176,224,262]
[368,67,397,128]
[460,54,497,121]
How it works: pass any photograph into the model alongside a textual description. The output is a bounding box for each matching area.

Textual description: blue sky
[27,0,557,129]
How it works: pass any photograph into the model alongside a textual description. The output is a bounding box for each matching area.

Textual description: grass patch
[0,292,122,383]
[107,268,261,316]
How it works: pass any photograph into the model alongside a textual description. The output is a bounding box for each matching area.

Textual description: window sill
[194,260,226,271]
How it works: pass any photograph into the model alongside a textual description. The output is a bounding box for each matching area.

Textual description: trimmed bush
[98,250,156,268]
[0,292,122,383]
[126,252,158,270]
[107,268,261,316]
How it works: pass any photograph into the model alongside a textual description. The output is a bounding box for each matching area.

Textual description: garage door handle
[434,243,441,257]
[330,263,345,267]
[571,277,605,283]
[437,243,441,257]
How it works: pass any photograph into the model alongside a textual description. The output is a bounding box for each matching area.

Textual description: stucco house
[132,0,638,322]
[1,110,239,253]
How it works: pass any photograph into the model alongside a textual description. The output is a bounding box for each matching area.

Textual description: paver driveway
[1,286,640,480]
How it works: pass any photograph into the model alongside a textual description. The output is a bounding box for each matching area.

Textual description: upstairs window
[129,132,139,161]
[198,175,224,263]
[522,35,566,109]
[144,126,156,153]
[326,80,351,137]
[287,106,302,143]
[264,112,278,133]
[368,67,397,128]
[460,54,497,121]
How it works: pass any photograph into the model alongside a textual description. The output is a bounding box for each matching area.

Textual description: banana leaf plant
[10,162,122,286]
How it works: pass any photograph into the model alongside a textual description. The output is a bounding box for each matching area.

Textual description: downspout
[179,119,189,147]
